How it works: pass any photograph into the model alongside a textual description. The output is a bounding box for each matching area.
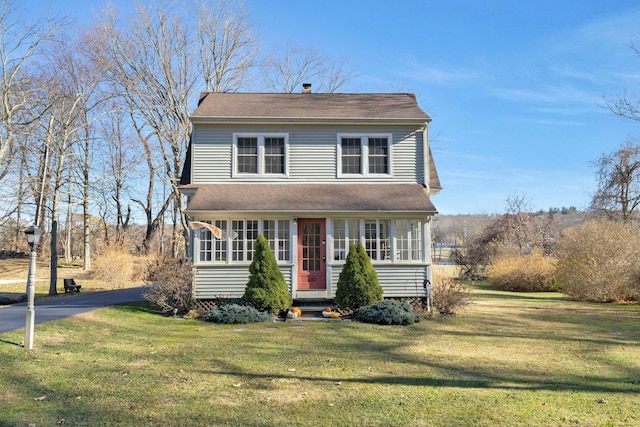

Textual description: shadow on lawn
[201,366,639,395]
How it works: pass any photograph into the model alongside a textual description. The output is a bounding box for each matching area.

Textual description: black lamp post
[24,224,43,350]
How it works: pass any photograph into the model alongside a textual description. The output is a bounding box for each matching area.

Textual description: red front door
[297,219,326,290]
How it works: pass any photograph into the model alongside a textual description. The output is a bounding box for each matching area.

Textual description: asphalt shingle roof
[183,184,437,214]
[191,92,431,122]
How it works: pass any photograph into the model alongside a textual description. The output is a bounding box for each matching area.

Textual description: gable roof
[191,92,431,123]
[182,183,437,214]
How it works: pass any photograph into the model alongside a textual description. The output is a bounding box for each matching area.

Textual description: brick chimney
[302,83,312,93]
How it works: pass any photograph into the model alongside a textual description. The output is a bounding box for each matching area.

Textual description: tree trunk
[83,129,91,270]
[49,217,58,296]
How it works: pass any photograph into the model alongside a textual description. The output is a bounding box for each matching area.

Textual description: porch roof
[182,184,437,214]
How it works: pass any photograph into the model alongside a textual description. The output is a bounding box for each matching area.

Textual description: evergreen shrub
[335,243,383,310]
[203,303,271,324]
[355,300,420,325]
[242,235,292,314]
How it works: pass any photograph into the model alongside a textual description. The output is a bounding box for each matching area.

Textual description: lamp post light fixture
[24,224,43,350]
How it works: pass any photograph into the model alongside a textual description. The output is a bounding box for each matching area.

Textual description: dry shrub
[143,256,194,314]
[488,248,558,292]
[92,247,134,289]
[555,219,640,302]
[432,279,472,315]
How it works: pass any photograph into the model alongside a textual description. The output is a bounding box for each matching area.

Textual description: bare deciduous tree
[96,105,137,247]
[261,42,357,93]
[87,3,194,254]
[590,140,640,222]
[502,194,557,254]
[606,43,640,122]
[88,0,259,256]
[0,0,63,181]
[196,0,258,92]
[35,32,104,295]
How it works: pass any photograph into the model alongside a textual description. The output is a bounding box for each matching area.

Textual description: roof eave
[189,116,432,126]
[185,209,438,216]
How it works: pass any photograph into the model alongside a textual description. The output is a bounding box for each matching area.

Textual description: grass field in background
[1,283,638,426]
[0,258,143,301]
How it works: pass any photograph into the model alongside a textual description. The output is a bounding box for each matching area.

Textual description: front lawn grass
[1,284,638,426]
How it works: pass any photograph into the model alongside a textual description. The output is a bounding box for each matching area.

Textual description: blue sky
[51,0,640,214]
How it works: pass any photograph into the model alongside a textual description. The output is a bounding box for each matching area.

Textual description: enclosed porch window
[332,218,424,263]
[196,219,291,264]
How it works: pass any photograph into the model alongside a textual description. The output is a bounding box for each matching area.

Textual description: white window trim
[330,218,425,265]
[194,218,292,265]
[337,133,392,178]
[393,219,423,263]
[232,133,289,177]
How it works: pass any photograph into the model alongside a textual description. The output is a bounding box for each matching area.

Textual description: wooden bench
[63,278,81,294]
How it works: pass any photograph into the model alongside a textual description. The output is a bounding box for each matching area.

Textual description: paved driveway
[0,287,145,334]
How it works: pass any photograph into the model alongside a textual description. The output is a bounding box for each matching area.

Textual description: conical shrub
[335,242,383,310]
[242,234,292,314]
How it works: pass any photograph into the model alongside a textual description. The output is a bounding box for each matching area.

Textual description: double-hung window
[233,134,288,176]
[341,138,362,174]
[338,134,392,177]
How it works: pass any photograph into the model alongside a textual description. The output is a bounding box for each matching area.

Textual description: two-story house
[179,89,441,306]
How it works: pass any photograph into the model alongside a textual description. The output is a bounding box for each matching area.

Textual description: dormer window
[337,134,392,177]
[233,133,289,176]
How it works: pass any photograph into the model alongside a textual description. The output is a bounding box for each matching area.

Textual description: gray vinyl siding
[194,264,293,299]
[190,124,424,184]
[194,263,427,299]
[329,264,429,298]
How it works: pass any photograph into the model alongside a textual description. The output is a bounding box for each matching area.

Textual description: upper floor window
[237,138,258,173]
[341,138,362,174]
[368,138,389,174]
[264,137,285,174]
[233,134,288,176]
[337,134,392,177]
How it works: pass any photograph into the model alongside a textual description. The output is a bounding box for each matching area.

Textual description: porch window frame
[394,219,423,262]
[194,218,292,265]
[331,218,426,264]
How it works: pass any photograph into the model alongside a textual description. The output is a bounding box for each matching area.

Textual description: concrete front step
[288,300,340,320]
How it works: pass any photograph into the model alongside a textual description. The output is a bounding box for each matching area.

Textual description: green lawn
[1,284,638,426]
